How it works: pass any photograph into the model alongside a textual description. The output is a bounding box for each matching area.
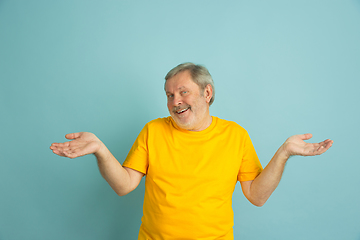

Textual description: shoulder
[145,116,172,129]
[213,116,248,134]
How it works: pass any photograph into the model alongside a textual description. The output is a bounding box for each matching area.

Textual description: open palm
[283,133,333,157]
[50,132,102,159]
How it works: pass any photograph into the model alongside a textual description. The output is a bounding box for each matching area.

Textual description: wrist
[277,144,291,162]
[94,141,108,159]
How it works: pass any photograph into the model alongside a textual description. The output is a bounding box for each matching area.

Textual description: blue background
[1,1,359,239]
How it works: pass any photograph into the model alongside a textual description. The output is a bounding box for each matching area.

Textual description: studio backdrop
[0,1,359,239]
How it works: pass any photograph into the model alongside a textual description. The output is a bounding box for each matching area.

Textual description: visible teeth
[177,107,189,113]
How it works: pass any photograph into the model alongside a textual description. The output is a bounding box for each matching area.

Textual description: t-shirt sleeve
[237,132,263,182]
[122,124,149,175]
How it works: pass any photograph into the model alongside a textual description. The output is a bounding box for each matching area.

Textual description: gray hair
[165,62,215,106]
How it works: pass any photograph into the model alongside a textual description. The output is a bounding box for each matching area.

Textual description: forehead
[164,71,199,92]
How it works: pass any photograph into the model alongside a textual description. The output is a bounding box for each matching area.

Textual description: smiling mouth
[175,107,190,114]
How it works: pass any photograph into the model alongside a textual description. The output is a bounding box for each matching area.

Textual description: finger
[50,142,70,149]
[63,148,87,159]
[316,144,325,152]
[323,139,333,145]
[51,144,77,153]
[65,132,82,140]
[318,140,333,149]
[299,133,313,141]
[314,141,333,155]
[51,149,68,157]
[315,146,327,155]
[62,150,74,158]
[324,140,333,149]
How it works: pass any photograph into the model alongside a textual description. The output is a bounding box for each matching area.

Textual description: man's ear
[204,84,213,104]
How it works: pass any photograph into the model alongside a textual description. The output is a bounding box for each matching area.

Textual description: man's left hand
[282,133,333,158]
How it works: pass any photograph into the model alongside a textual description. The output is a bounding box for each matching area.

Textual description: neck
[189,114,212,132]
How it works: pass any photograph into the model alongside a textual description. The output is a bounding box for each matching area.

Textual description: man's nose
[173,95,183,106]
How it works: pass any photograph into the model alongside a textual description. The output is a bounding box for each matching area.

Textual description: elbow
[116,189,133,196]
[116,191,128,197]
[115,185,136,197]
[252,201,266,207]
[248,197,267,207]
[114,187,132,197]
[244,191,269,207]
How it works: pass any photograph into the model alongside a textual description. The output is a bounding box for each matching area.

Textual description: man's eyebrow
[165,86,186,94]
[177,86,187,91]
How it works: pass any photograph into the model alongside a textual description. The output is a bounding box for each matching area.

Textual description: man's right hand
[50,132,144,196]
[50,132,102,159]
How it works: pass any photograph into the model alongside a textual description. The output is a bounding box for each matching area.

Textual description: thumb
[300,133,313,141]
[65,132,82,139]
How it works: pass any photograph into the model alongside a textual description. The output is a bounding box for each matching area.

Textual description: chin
[172,117,193,130]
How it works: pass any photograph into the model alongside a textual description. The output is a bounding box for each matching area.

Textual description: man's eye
[167,95,174,98]
[182,91,188,94]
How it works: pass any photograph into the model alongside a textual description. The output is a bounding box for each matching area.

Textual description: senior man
[50,62,333,240]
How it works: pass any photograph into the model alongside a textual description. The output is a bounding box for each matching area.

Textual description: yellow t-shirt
[123,116,263,240]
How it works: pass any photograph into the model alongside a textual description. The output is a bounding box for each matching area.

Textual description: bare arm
[240,133,333,207]
[50,132,144,196]
[94,142,144,196]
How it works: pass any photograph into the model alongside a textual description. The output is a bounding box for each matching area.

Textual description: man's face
[165,70,212,131]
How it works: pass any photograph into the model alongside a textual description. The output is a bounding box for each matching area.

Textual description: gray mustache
[173,105,191,113]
